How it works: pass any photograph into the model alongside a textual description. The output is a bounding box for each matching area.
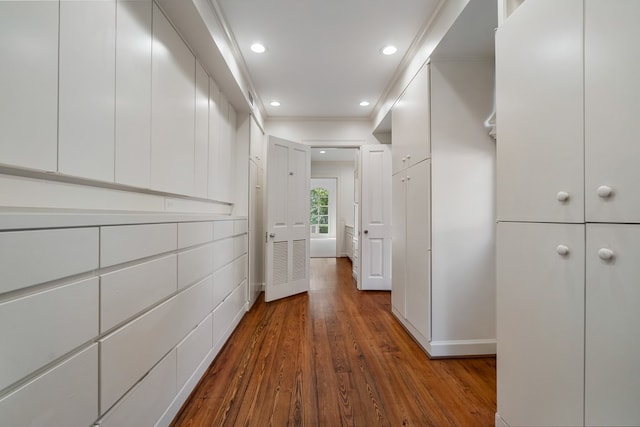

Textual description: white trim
[495,413,509,427]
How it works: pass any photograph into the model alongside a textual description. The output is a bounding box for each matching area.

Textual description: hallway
[171,258,496,426]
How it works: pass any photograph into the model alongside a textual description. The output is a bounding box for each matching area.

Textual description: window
[310,187,329,234]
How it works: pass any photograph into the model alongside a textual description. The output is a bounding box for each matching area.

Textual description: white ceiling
[310,147,357,162]
[215,0,441,119]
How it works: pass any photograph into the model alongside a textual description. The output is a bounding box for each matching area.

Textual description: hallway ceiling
[214,0,441,119]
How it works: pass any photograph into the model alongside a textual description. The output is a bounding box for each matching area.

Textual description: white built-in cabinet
[58,0,116,182]
[0,0,240,204]
[0,215,248,427]
[496,1,640,426]
[391,56,496,358]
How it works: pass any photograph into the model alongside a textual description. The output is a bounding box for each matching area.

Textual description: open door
[359,144,392,290]
[265,136,310,302]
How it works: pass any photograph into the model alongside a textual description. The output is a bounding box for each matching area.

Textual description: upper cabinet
[391,63,430,175]
[115,0,153,189]
[194,61,210,199]
[58,0,116,182]
[584,0,640,223]
[151,3,196,196]
[496,0,584,223]
[0,2,59,172]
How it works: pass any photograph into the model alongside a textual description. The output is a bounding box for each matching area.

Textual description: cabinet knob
[598,248,615,261]
[556,191,570,202]
[401,178,405,182]
[556,245,570,256]
[402,156,406,162]
[406,154,411,160]
[597,185,613,198]
[406,176,411,181]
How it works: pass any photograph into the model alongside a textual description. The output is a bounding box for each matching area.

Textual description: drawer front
[100,275,213,412]
[0,277,99,391]
[0,344,98,427]
[100,255,177,332]
[212,261,234,309]
[177,243,214,289]
[100,223,177,267]
[235,254,248,286]
[213,283,245,347]
[233,219,248,235]
[178,221,213,249]
[234,234,248,259]
[213,220,234,241]
[177,313,213,389]
[0,227,98,294]
[97,350,176,427]
[213,237,234,271]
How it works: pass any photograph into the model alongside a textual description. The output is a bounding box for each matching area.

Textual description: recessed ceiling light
[319,150,326,154]
[360,101,370,107]
[270,101,281,107]
[381,45,397,55]
[251,43,266,53]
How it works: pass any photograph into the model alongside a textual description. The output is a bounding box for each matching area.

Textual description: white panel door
[265,136,310,302]
[391,172,406,316]
[0,1,58,171]
[585,0,640,223]
[585,224,640,427]
[497,222,584,427]
[359,145,392,290]
[496,0,584,223]
[59,0,116,182]
[115,0,152,188]
[405,160,431,340]
[151,3,195,195]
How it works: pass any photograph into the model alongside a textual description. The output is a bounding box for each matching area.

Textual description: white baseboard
[495,413,509,427]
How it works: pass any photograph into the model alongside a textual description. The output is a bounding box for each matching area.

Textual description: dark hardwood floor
[171,257,496,426]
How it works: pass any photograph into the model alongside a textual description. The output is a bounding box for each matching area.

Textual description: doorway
[310,178,337,257]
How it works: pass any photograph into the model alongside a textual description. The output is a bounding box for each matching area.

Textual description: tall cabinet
[391,36,496,357]
[496,1,640,426]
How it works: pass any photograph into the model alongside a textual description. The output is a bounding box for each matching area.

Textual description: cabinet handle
[556,191,570,202]
[597,185,613,198]
[598,248,615,261]
[556,245,570,256]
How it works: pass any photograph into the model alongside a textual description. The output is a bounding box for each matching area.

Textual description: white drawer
[100,255,177,332]
[100,275,213,412]
[96,350,176,427]
[234,219,248,235]
[178,221,213,249]
[213,283,245,347]
[235,254,248,286]
[0,344,98,427]
[100,223,177,267]
[0,277,98,391]
[177,313,213,389]
[234,234,248,259]
[213,220,234,241]
[0,227,98,294]
[213,237,234,271]
[212,262,234,309]
[177,243,213,289]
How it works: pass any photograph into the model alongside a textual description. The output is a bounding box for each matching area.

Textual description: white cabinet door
[585,0,640,223]
[496,0,584,223]
[585,224,640,427]
[391,172,406,316]
[0,2,58,172]
[59,0,116,182]
[405,160,431,341]
[497,222,584,427]
[391,63,430,175]
[151,3,195,196]
[194,61,210,198]
[115,0,152,188]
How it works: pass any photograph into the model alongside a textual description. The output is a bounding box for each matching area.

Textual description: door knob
[556,245,570,256]
[597,185,613,198]
[556,191,570,202]
[363,230,369,234]
[598,248,614,261]
[269,233,276,238]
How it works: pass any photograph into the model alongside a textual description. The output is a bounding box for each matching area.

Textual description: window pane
[319,225,328,234]
[319,196,328,206]
[319,215,328,225]
[319,206,328,215]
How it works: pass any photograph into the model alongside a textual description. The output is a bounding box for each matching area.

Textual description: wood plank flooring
[171,257,496,426]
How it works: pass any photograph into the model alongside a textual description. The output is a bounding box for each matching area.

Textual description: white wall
[311,161,355,257]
